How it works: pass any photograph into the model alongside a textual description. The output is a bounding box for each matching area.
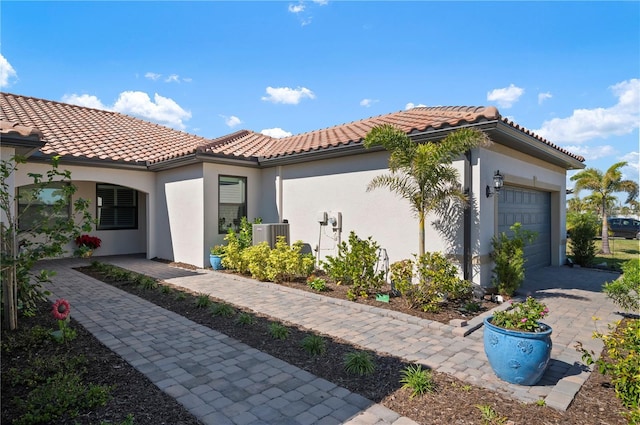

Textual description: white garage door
[498,186,551,270]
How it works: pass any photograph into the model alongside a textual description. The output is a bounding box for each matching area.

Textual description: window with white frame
[96,184,137,230]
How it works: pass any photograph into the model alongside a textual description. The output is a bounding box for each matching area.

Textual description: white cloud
[561,144,616,161]
[260,127,293,139]
[261,128,292,138]
[113,91,191,129]
[61,91,191,130]
[538,92,552,105]
[620,151,640,182]
[221,115,242,128]
[165,74,180,83]
[145,72,161,81]
[405,102,426,110]
[261,86,315,104]
[288,3,305,13]
[535,79,640,143]
[0,54,17,88]
[487,84,524,108]
[313,0,329,4]
[360,98,378,108]
[62,94,109,110]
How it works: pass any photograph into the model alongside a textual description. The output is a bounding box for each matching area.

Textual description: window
[18,183,70,231]
[97,184,138,230]
[218,175,247,233]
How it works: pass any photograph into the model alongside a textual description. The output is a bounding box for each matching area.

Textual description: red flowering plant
[490,296,550,332]
[51,298,76,342]
[74,234,101,257]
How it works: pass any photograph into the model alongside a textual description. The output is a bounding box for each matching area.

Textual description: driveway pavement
[37,257,623,422]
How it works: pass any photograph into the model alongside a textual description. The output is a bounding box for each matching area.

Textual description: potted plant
[209,245,226,270]
[74,234,102,258]
[483,297,552,385]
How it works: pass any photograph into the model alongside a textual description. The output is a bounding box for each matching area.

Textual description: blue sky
[1,1,638,200]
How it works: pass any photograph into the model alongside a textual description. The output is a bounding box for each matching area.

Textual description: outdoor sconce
[486,170,504,198]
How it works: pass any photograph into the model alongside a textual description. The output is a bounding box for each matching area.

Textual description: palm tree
[570,162,638,254]
[363,125,489,256]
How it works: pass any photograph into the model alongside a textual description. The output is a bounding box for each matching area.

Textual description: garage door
[498,186,551,270]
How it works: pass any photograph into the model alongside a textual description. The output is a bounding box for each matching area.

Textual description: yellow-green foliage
[221,230,247,273]
[603,258,640,312]
[243,242,271,281]
[266,238,314,283]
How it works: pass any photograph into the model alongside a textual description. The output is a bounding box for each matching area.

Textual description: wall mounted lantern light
[486,170,504,198]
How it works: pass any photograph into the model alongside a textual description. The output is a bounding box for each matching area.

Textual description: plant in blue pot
[209,245,226,270]
[483,297,552,385]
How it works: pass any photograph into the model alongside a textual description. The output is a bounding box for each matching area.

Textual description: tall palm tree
[570,162,638,254]
[363,125,489,256]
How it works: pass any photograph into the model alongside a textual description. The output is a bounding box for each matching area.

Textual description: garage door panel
[498,187,551,270]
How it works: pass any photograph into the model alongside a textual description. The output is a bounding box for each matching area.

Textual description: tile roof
[1,93,211,164]
[0,120,43,140]
[0,92,584,166]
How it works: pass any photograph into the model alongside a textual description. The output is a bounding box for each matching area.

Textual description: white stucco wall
[475,144,568,285]
[155,164,205,267]
[203,162,262,267]
[270,151,467,268]
[14,161,155,258]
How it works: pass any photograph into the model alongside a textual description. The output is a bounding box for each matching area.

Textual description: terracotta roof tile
[0,120,43,140]
[261,106,502,158]
[1,92,211,164]
[1,92,585,166]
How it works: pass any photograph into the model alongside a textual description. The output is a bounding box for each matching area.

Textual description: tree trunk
[601,201,611,255]
[418,210,425,257]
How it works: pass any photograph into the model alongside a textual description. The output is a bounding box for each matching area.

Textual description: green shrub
[195,293,212,308]
[390,259,413,299]
[236,312,255,326]
[491,222,537,296]
[210,302,235,317]
[269,322,289,340]
[603,258,639,313]
[306,275,328,292]
[568,212,599,267]
[343,351,375,376]
[159,284,173,294]
[221,230,247,273]
[300,334,326,356]
[577,318,640,419]
[400,364,435,398]
[266,238,314,283]
[175,292,187,301]
[136,275,158,290]
[321,231,385,298]
[14,372,112,425]
[243,242,272,281]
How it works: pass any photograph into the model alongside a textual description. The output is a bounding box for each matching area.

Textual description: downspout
[463,150,472,281]
[277,166,283,222]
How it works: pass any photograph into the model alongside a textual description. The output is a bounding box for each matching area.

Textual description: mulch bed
[2,262,632,425]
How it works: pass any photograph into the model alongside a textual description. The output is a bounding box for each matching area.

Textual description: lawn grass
[592,238,639,270]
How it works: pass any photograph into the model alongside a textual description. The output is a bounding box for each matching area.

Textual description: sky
[1,1,639,203]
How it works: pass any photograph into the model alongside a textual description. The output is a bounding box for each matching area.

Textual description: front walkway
[39,257,623,420]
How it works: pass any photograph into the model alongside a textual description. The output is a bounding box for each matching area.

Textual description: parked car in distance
[608,217,640,239]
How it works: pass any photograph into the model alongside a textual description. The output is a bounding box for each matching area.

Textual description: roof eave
[258,142,371,166]
[488,121,585,170]
[27,152,150,170]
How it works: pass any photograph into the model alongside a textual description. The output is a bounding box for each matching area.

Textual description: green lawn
[592,238,639,271]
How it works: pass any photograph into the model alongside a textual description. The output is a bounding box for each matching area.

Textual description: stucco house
[0,92,585,286]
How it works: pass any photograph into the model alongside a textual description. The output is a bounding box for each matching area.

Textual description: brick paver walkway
[38,256,622,421]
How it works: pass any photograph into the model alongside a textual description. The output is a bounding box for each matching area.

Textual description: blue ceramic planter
[209,254,223,270]
[483,317,552,385]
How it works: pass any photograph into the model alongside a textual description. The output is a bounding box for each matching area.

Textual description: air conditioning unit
[252,223,290,248]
